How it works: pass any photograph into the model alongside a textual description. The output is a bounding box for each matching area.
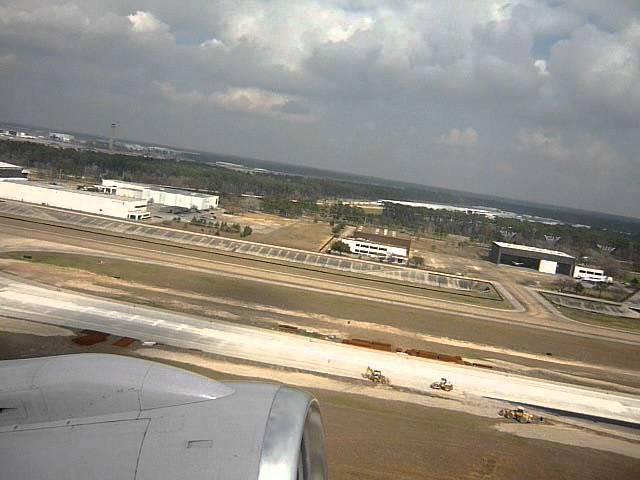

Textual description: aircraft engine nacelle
[0,354,327,480]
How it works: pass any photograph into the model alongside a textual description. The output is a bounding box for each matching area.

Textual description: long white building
[0,162,27,181]
[341,229,411,264]
[100,180,219,210]
[49,132,75,143]
[0,181,150,220]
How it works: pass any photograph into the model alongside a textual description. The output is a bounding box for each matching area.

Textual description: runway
[1,275,639,426]
[2,214,640,376]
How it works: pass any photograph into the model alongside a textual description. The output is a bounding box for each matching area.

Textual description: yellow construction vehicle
[362,366,390,385]
[430,377,454,392]
[499,407,544,423]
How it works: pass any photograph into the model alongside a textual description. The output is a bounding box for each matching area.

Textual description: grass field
[250,220,333,251]
[555,305,640,333]
[0,250,506,308]
[411,235,490,260]
[7,251,640,373]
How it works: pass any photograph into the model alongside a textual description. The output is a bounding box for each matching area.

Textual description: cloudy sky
[1,1,639,217]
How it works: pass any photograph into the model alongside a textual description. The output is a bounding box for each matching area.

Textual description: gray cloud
[0,0,639,217]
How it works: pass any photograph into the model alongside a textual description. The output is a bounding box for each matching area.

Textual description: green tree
[240,226,253,237]
[331,240,351,254]
[331,222,346,235]
[408,256,425,268]
[595,282,609,298]
[556,277,576,293]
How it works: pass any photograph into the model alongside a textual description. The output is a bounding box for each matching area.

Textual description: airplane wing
[0,354,327,480]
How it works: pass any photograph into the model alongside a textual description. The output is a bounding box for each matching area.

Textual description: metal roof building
[0,162,27,181]
[0,180,150,220]
[489,241,575,275]
[101,179,219,210]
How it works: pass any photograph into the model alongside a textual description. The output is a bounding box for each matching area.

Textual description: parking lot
[0,201,497,295]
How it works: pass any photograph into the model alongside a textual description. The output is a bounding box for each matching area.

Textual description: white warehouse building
[100,180,219,210]
[0,162,28,181]
[341,229,411,264]
[49,132,75,143]
[0,181,150,220]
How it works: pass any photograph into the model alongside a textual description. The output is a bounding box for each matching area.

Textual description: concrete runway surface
[1,274,638,426]
[1,215,639,351]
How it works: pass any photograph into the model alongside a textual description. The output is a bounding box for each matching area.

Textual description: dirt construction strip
[138,349,640,460]
[1,275,639,426]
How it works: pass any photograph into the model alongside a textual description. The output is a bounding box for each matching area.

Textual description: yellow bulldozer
[430,377,454,392]
[362,366,390,385]
[499,407,544,424]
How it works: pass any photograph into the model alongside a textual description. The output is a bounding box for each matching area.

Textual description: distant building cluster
[48,132,75,143]
[325,198,571,226]
[215,161,270,175]
[0,162,219,221]
[0,130,34,139]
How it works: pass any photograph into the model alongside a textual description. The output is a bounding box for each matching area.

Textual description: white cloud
[210,87,284,112]
[155,82,205,106]
[127,11,169,33]
[213,2,378,70]
[209,87,313,121]
[533,59,549,76]
[435,128,479,147]
[562,0,639,30]
[1,1,639,215]
[156,82,313,122]
[200,38,225,49]
[0,53,17,67]
[517,129,623,170]
[0,3,90,33]
[491,2,513,23]
[549,23,640,118]
[513,129,637,212]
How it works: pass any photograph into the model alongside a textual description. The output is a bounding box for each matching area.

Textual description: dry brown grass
[251,220,333,251]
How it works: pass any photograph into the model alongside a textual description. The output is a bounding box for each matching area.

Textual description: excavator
[362,366,390,385]
[430,377,454,392]
[499,406,544,423]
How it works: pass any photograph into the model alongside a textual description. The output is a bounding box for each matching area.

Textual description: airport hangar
[0,180,151,220]
[99,179,219,211]
[489,241,575,275]
[0,162,28,181]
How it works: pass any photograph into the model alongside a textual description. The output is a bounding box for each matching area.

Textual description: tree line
[2,139,638,272]
[3,139,639,234]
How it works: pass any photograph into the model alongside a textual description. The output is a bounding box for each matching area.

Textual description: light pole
[109,122,117,152]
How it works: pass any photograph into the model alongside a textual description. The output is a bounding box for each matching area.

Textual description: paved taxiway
[1,275,639,426]
[2,216,640,377]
